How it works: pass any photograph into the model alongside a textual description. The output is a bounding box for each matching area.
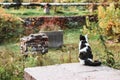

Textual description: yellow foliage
[0,7,6,14]
[98,5,106,19]
[0,7,20,22]
[98,3,120,35]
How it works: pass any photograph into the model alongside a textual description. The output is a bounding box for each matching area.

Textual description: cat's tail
[85,60,101,66]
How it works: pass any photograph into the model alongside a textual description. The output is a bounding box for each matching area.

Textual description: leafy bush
[0,7,24,43]
[98,3,120,40]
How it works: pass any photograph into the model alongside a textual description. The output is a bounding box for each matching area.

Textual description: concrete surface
[24,63,120,80]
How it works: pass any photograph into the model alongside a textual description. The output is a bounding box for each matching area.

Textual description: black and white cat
[78,34,101,66]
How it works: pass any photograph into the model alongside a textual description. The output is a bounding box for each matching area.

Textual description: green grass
[5,8,89,17]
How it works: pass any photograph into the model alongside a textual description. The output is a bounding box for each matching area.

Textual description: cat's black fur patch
[79,34,101,66]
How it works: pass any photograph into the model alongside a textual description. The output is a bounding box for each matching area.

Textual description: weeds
[0,24,120,80]
[0,41,79,79]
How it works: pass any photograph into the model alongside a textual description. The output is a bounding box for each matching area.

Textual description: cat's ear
[85,34,88,42]
[80,34,83,37]
[80,34,83,40]
[80,34,85,41]
[85,34,88,38]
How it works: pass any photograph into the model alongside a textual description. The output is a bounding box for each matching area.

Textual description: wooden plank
[0,2,120,6]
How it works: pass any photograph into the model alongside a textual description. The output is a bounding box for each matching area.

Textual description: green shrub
[0,7,24,43]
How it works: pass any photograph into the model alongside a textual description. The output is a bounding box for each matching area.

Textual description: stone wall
[23,15,97,35]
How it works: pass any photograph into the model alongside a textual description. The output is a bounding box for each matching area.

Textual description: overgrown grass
[0,27,120,80]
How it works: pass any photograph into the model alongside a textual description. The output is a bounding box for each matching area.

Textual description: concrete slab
[24,63,120,80]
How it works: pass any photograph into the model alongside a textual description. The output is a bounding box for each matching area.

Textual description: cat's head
[79,34,88,42]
